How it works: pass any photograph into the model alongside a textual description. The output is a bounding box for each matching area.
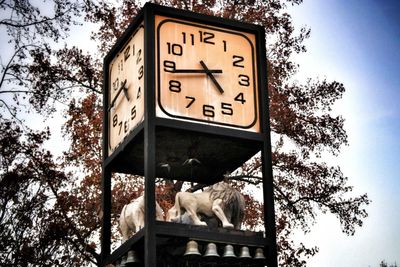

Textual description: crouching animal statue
[119,195,164,242]
[166,182,245,229]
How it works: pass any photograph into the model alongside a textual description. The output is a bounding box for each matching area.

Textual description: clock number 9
[164,60,176,72]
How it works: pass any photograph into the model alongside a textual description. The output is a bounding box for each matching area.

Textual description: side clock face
[108,25,145,155]
[156,16,259,132]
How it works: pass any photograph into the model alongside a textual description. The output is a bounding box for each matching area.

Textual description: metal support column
[143,5,156,266]
[100,169,112,266]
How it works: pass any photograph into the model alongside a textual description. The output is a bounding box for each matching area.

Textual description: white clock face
[155,16,260,132]
[108,25,145,155]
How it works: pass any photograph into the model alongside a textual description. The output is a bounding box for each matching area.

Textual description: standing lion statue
[119,195,164,242]
[166,181,245,229]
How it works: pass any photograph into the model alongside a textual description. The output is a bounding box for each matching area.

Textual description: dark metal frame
[101,3,277,267]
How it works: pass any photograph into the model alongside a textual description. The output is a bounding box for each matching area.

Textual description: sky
[289,0,400,266]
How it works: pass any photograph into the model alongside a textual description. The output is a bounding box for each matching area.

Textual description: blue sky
[289,0,400,266]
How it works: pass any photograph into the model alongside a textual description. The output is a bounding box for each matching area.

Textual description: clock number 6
[203,105,215,118]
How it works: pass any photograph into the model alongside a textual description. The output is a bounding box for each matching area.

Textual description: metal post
[258,25,278,267]
[143,4,156,267]
[100,168,112,266]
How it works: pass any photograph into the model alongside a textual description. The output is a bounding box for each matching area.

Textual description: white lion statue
[166,182,245,229]
[119,195,164,242]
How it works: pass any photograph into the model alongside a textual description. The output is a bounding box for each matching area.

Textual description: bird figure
[182,158,201,166]
[158,162,171,173]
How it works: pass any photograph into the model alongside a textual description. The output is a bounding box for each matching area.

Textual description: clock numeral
[238,74,250,87]
[223,40,227,52]
[124,120,129,133]
[185,96,195,108]
[169,80,181,93]
[221,102,233,116]
[136,49,142,64]
[112,114,118,127]
[138,65,144,80]
[113,78,119,91]
[167,43,183,56]
[203,105,215,118]
[199,31,215,45]
[233,55,245,68]
[202,103,235,118]
[137,87,141,99]
[234,92,246,104]
[118,121,123,135]
[116,120,129,135]
[118,59,124,74]
[163,60,176,72]
[182,32,195,45]
[124,45,130,61]
[131,105,136,120]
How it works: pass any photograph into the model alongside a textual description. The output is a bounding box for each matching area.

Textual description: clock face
[155,16,259,132]
[108,25,145,155]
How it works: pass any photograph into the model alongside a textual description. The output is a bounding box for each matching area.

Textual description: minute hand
[172,69,222,74]
[199,60,224,94]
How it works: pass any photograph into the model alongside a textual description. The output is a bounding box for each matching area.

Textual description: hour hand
[200,60,224,94]
[108,79,129,111]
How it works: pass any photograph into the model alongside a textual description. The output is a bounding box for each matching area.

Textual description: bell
[253,248,266,260]
[120,255,127,267]
[238,246,251,259]
[203,243,220,258]
[183,240,201,256]
[125,250,140,265]
[222,244,236,258]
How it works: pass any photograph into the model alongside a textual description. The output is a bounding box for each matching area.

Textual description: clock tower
[101,3,277,267]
